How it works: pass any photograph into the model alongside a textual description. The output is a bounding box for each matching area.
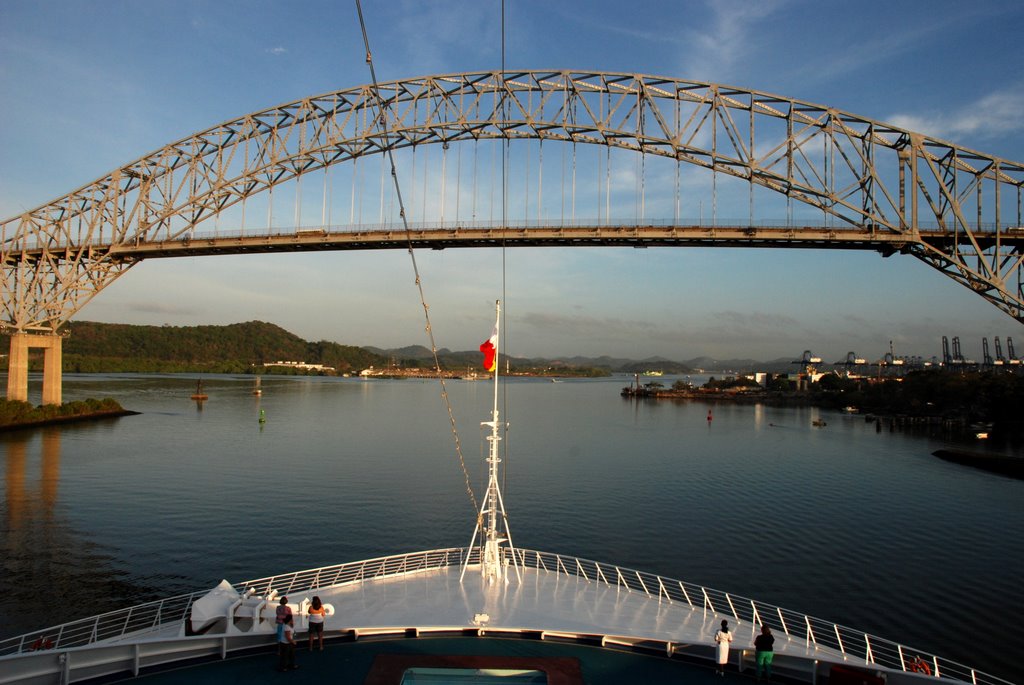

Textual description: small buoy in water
[259,409,266,424]
[707,410,713,423]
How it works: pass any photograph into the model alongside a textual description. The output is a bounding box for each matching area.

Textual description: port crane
[993,337,1006,366]
[1008,337,1021,365]
[793,350,822,375]
[951,336,965,366]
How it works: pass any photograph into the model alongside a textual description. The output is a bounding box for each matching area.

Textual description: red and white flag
[479,324,498,372]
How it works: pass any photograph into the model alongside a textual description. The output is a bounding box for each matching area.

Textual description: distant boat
[841,406,858,413]
[642,370,663,377]
[190,379,208,401]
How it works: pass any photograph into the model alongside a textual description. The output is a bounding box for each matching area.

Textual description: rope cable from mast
[499,0,510,497]
[354,0,478,514]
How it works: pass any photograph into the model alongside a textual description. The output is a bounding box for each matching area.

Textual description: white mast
[461,300,520,583]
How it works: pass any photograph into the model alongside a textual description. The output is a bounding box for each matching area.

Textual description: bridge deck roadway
[8,225,1023,262]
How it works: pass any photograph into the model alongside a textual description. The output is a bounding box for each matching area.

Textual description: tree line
[9,321,388,375]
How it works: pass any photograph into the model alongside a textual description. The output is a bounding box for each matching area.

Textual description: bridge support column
[6,333,30,402]
[5,333,62,405]
[42,335,62,406]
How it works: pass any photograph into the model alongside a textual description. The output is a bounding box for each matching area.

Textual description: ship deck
[293,564,823,662]
[117,564,859,684]
[2,549,987,684]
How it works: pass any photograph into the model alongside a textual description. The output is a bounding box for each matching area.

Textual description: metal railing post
[635,571,649,596]
[679,581,692,607]
[725,594,739,620]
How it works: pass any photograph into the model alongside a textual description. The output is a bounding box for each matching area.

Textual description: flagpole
[460,300,520,584]
[486,301,501,579]
[491,299,500,418]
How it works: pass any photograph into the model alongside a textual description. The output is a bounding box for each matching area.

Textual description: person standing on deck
[275,596,291,643]
[714,619,733,676]
[307,596,326,651]
[754,625,775,681]
[277,613,297,671]
[275,596,292,625]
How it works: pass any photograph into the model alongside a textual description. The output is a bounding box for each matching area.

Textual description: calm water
[1,373,1022,682]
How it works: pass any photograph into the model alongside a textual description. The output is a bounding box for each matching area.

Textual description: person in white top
[714,619,733,676]
[277,614,297,671]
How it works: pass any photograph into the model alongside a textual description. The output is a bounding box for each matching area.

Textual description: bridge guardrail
[6,217,1019,253]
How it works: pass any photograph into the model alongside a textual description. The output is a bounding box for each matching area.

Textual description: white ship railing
[511,549,1010,685]
[0,548,466,658]
[0,546,1013,685]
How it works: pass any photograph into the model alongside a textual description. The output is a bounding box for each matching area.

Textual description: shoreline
[932,448,1024,479]
[0,409,141,433]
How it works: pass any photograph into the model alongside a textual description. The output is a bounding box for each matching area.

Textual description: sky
[2,0,1024,363]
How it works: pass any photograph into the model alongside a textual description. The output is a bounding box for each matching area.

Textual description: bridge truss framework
[2,71,1023,401]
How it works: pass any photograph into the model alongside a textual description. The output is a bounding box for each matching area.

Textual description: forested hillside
[56,321,386,374]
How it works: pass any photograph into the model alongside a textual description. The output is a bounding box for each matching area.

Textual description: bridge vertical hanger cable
[712,104,718,226]
[471,139,478,223]
[241,138,248,234]
[378,153,386,226]
[295,165,302,229]
[572,140,577,222]
[322,156,329,227]
[421,144,429,228]
[560,138,566,225]
[538,138,543,224]
[638,99,645,224]
[354,0,477,513]
[440,140,448,226]
[349,152,357,225]
[749,102,755,228]
[675,95,680,224]
[524,114,530,223]
[456,138,462,225]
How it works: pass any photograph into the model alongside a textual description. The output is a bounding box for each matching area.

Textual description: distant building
[263,360,335,372]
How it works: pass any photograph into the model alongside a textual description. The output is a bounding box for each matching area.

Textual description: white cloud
[680,0,787,83]
[268,46,288,56]
[888,88,1024,141]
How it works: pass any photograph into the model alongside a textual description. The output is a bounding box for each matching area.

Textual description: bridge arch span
[3,70,1024,339]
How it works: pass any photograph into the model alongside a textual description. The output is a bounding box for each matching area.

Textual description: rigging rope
[500,0,509,494]
[355,0,478,513]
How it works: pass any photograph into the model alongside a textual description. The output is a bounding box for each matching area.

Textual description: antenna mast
[461,300,520,583]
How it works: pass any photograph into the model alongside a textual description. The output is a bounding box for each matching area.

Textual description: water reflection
[4,429,61,530]
[1,429,154,636]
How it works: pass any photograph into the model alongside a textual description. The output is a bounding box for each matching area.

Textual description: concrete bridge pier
[6,332,62,405]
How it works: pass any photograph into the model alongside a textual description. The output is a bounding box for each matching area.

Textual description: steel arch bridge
[3,70,1024,399]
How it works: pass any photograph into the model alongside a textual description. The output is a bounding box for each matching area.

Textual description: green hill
[59,321,386,375]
